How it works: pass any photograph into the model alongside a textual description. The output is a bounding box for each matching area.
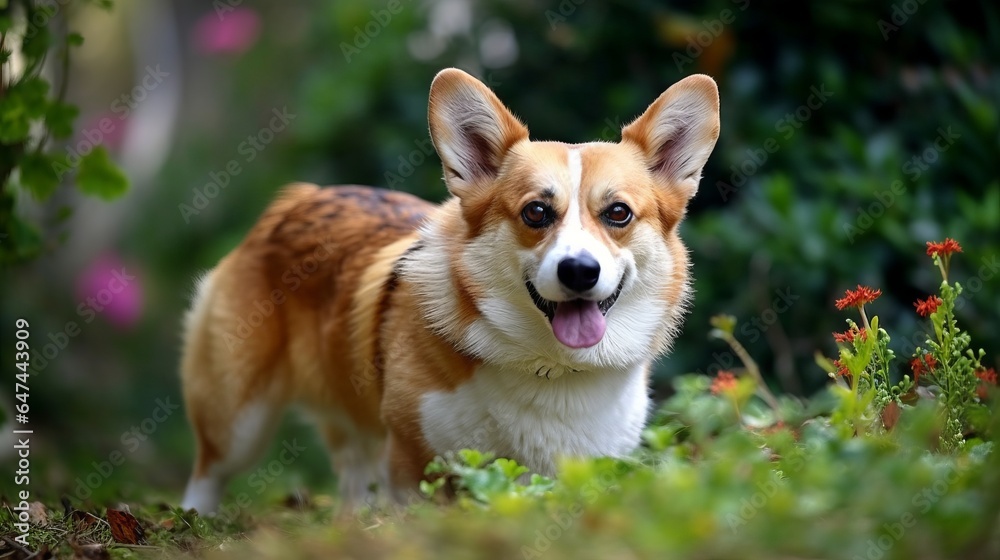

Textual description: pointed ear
[621,74,720,199]
[428,68,529,197]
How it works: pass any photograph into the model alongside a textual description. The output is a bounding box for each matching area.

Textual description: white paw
[529,360,578,380]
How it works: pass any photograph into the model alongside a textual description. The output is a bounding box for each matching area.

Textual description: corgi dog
[179,68,720,513]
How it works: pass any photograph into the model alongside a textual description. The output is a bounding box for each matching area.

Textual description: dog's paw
[529,361,578,380]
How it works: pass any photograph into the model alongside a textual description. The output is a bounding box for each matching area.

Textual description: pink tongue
[551,300,607,348]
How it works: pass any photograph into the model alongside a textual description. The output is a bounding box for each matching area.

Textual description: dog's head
[424,68,719,371]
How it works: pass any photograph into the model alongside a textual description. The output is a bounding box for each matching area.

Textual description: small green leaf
[19,152,61,200]
[423,458,445,475]
[493,458,528,480]
[14,78,51,118]
[1,212,43,265]
[418,478,444,498]
[0,79,50,143]
[642,425,678,451]
[45,100,79,139]
[457,449,493,469]
[76,147,128,200]
[67,32,85,46]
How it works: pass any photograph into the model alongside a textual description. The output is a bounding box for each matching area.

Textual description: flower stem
[722,332,780,412]
[858,305,872,333]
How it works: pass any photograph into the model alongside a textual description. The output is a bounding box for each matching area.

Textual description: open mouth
[525,275,625,323]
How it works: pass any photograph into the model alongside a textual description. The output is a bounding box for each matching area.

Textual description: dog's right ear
[428,68,529,198]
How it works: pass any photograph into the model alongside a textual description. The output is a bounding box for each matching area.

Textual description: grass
[2,375,997,559]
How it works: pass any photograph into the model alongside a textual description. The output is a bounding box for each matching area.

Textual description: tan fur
[180,185,432,482]
[180,69,720,512]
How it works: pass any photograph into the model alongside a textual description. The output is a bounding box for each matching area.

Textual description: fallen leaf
[106,509,146,545]
[882,401,901,430]
[28,501,48,525]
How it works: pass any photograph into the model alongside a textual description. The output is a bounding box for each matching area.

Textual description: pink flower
[77,113,128,153]
[193,8,260,55]
[76,253,144,328]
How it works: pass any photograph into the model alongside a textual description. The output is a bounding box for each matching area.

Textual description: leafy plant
[0,0,127,265]
[818,239,993,448]
[421,449,555,505]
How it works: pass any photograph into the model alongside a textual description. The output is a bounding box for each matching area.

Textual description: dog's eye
[602,203,633,227]
[521,201,554,228]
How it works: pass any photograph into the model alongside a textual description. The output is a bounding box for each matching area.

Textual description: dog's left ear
[428,68,529,198]
[621,74,720,199]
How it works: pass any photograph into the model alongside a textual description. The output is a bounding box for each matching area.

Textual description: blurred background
[1,0,997,505]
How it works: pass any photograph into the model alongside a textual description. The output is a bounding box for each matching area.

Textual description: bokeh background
[1,0,998,505]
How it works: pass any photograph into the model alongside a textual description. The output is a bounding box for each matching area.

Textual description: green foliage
[0,0,127,265]
[77,146,128,200]
[383,378,991,560]
[29,374,981,559]
[422,450,554,505]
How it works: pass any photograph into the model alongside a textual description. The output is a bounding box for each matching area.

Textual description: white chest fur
[418,362,651,475]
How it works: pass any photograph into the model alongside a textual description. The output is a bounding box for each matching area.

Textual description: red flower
[913,296,943,317]
[832,359,850,377]
[910,354,938,382]
[926,238,962,258]
[833,327,868,343]
[835,285,882,310]
[976,367,997,400]
[711,371,738,395]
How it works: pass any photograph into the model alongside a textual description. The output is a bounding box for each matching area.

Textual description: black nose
[557,254,601,292]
